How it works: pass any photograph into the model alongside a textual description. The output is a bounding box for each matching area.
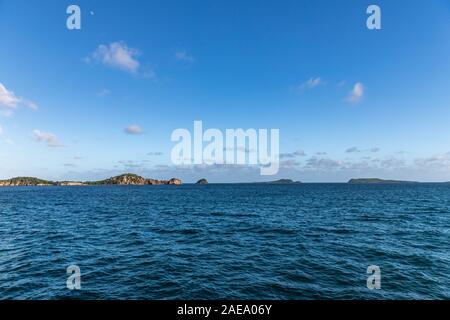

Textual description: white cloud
[33,130,63,147]
[0,125,2,135]
[21,99,38,110]
[415,152,450,169]
[0,83,38,116]
[124,125,144,135]
[0,83,20,108]
[347,82,364,103]
[89,42,140,74]
[175,51,195,64]
[305,77,324,88]
[296,77,325,93]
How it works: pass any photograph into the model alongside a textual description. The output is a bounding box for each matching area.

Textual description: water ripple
[0,184,449,299]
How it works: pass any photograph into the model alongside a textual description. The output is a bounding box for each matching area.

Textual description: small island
[0,174,182,187]
[348,178,418,184]
[196,179,208,185]
[258,179,302,184]
[0,177,54,187]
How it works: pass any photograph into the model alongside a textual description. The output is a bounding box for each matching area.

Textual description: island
[0,174,182,187]
[348,178,418,184]
[196,179,208,185]
[257,179,302,184]
[0,177,54,186]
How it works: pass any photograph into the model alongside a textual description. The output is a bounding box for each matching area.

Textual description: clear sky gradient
[1,0,450,182]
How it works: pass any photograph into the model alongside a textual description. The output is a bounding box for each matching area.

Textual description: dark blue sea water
[0,184,449,299]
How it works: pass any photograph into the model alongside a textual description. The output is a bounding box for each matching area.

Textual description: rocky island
[0,174,182,187]
[348,178,418,184]
[196,178,208,184]
[0,177,54,186]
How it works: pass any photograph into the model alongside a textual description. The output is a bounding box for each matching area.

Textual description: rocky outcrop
[93,174,147,185]
[167,178,182,185]
[0,174,182,187]
[196,178,208,184]
[146,177,182,185]
[91,174,182,186]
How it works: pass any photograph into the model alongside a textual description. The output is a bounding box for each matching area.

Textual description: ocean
[0,183,449,299]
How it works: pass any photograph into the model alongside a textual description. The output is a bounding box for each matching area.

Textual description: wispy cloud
[280,159,302,168]
[147,152,163,156]
[33,130,63,147]
[346,146,361,153]
[175,51,195,64]
[295,77,325,93]
[346,146,380,153]
[124,125,144,135]
[415,152,450,169]
[347,82,364,103]
[280,149,306,159]
[304,154,408,172]
[305,156,342,171]
[0,83,38,116]
[88,42,140,74]
[380,157,406,169]
[117,159,151,170]
[305,77,324,88]
[0,84,20,109]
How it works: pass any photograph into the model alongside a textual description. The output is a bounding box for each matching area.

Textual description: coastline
[1,175,449,186]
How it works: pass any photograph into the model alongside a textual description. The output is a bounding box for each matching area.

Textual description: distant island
[196,179,208,185]
[0,177,54,186]
[0,174,182,187]
[348,178,419,184]
[258,179,302,185]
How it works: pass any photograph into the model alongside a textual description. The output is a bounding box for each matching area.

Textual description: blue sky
[1,0,450,182]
